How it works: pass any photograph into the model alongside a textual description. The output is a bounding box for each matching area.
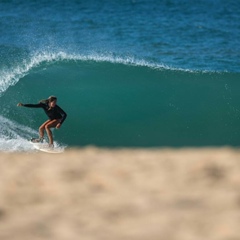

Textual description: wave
[0,51,240,150]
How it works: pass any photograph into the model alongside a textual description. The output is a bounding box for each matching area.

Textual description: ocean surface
[0,0,240,151]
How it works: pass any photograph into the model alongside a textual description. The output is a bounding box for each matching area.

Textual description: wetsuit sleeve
[23,103,43,108]
[57,105,67,124]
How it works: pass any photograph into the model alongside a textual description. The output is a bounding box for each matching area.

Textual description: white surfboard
[30,142,64,153]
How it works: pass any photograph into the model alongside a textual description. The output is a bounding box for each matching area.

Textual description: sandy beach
[0,147,240,240]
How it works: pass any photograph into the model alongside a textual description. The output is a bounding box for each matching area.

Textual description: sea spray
[0,50,206,96]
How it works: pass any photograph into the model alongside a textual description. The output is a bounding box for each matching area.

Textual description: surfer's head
[39,96,57,108]
[48,96,57,102]
[48,96,57,108]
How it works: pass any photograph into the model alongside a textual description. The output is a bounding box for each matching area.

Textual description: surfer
[17,96,67,148]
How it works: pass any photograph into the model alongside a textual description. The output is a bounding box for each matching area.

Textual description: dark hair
[39,95,57,104]
[48,96,57,102]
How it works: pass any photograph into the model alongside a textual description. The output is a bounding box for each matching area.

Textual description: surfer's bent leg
[39,120,51,139]
[45,119,59,145]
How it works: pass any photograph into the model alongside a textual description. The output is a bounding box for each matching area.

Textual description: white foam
[29,50,189,71]
[0,115,37,152]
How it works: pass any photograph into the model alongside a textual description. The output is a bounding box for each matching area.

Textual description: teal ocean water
[0,0,239,151]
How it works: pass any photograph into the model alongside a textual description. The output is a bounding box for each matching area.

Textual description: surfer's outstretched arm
[17,103,42,108]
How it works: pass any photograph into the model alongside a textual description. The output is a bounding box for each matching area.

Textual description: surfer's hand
[56,123,61,129]
[17,103,23,107]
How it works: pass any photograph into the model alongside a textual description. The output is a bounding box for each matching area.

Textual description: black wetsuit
[23,102,67,124]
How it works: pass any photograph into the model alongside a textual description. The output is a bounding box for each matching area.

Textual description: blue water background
[1,0,239,72]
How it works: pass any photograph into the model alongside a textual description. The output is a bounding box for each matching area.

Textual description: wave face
[1,52,240,149]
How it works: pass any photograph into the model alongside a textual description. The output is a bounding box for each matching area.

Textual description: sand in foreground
[0,147,240,240]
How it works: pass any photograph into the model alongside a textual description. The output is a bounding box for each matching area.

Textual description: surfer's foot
[31,137,44,143]
[48,144,54,149]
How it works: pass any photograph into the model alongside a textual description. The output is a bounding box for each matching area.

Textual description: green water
[1,59,240,147]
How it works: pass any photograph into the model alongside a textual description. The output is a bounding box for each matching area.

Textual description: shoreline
[1,147,240,240]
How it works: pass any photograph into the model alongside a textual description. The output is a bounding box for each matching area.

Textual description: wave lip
[0,50,207,96]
